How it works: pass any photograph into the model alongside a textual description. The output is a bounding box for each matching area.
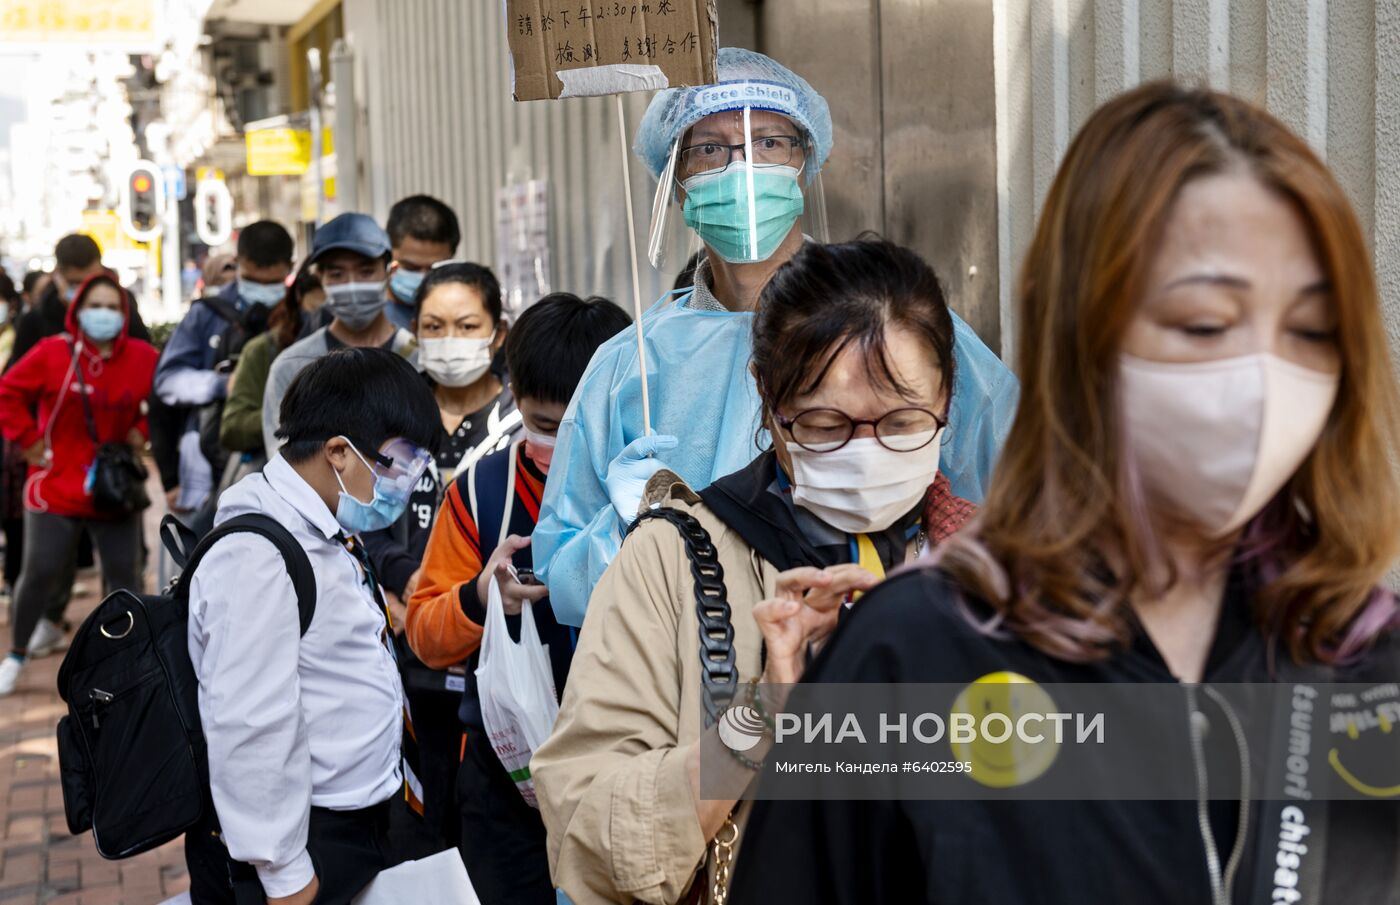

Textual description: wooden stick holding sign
[504,0,718,436]
[613,94,653,434]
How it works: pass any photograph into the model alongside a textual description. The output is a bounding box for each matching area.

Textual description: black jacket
[730,566,1400,905]
[4,282,150,372]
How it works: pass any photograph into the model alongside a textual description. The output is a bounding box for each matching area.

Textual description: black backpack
[56,513,316,859]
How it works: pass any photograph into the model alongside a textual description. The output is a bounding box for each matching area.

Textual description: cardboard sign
[506,0,717,101]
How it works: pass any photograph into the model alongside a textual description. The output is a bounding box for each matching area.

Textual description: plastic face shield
[646,101,829,274]
[370,437,432,493]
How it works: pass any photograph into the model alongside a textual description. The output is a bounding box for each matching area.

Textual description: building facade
[330,0,1399,363]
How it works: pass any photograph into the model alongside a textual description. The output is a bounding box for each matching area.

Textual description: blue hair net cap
[634,48,833,181]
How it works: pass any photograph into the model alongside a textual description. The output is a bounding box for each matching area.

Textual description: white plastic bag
[351,848,481,905]
[475,574,559,808]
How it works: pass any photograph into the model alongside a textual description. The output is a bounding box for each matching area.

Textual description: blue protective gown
[532,290,1020,627]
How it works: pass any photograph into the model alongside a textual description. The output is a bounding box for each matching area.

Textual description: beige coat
[532,473,775,904]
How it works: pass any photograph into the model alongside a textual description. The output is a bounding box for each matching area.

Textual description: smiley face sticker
[949,672,1061,788]
[1328,683,1400,799]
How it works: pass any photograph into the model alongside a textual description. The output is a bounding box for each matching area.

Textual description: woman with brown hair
[729,82,1400,904]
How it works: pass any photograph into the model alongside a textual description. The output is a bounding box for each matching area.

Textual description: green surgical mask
[682,163,804,264]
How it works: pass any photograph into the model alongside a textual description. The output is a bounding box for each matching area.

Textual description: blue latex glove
[605,434,679,524]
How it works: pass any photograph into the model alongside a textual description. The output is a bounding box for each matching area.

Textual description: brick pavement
[0,482,188,905]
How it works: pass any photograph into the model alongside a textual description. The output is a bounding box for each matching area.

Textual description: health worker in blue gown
[532,48,1020,627]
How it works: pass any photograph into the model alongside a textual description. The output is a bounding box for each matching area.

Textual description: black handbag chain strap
[627,507,736,728]
[68,340,102,445]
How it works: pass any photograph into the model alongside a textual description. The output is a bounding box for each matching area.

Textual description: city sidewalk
[0,483,188,904]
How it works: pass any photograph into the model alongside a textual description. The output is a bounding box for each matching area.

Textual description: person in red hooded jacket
[0,274,158,695]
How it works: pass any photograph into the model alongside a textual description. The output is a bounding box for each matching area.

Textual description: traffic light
[120,160,164,242]
[194,177,234,248]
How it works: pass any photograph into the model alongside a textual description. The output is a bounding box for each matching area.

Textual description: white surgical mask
[419,334,495,387]
[1119,353,1338,537]
[788,432,942,534]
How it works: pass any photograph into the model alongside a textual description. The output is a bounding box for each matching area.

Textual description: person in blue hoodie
[531,48,1020,628]
[154,221,294,514]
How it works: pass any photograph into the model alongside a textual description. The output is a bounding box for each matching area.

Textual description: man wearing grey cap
[261,213,419,460]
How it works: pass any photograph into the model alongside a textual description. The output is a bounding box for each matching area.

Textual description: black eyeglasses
[679,135,805,176]
[774,407,947,453]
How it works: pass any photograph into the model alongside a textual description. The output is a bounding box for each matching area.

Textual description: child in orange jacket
[407,292,630,904]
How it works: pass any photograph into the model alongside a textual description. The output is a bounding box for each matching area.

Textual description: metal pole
[330,39,359,213]
[144,122,183,322]
[145,251,159,325]
[307,47,325,225]
[161,184,182,322]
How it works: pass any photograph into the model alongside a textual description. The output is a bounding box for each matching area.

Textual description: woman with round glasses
[531,239,973,905]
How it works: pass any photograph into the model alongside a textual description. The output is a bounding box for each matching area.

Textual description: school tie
[339,533,425,815]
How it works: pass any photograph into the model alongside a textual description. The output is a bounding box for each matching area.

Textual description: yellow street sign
[0,0,157,50]
[245,128,336,177]
[246,128,312,176]
[81,209,147,254]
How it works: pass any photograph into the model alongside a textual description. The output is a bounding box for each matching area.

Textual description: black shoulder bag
[73,343,150,517]
[627,507,745,905]
[628,507,738,725]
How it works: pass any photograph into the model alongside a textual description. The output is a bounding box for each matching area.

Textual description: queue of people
[8,42,1398,905]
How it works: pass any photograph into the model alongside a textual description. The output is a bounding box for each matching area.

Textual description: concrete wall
[993,0,1400,364]
[759,0,1004,349]
[340,0,667,310]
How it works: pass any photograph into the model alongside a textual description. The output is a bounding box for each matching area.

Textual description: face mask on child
[332,437,426,535]
[523,427,556,474]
